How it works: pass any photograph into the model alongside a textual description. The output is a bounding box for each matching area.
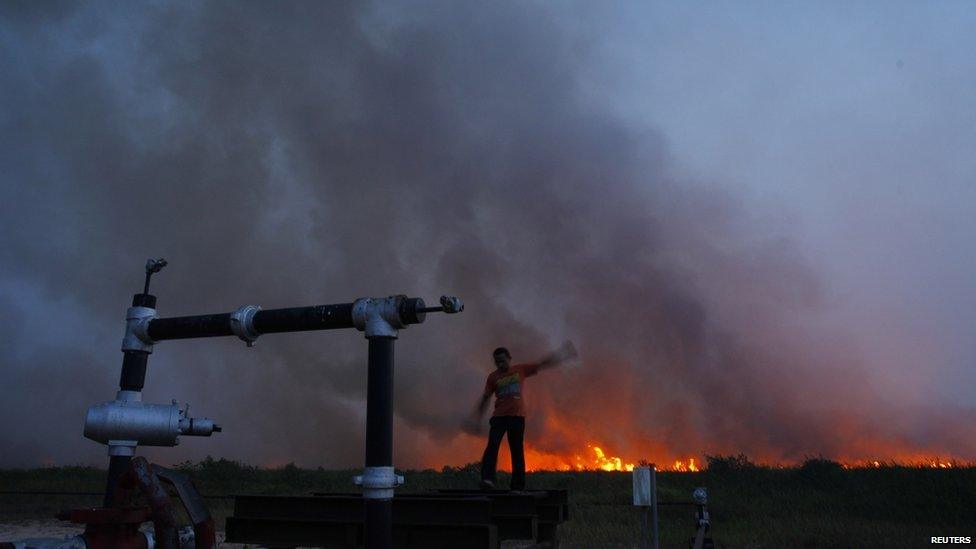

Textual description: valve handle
[143,258,168,294]
[417,295,465,314]
[146,258,168,274]
[439,295,464,313]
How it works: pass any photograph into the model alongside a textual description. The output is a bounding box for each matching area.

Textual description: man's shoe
[479,479,495,490]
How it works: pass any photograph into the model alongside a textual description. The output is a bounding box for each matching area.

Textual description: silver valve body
[84,393,219,455]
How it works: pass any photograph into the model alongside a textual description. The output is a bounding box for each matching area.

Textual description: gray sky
[0,1,973,468]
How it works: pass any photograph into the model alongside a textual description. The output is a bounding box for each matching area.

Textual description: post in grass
[633,464,659,549]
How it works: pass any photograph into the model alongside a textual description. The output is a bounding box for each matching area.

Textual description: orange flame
[838,458,958,470]
[522,442,705,473]
[671,458,699,472]
[582,445,636,472]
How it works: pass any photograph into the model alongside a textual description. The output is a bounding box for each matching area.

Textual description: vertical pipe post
[633,465,651,549]
[104,455,133,507]
[364,337,394,549]
[640,507,649,549]
[104,293,155,507]
[651,465,659,549]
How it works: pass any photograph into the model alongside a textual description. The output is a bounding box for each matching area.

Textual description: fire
[580,445,635,472]
[840,458,958,469]
[522,444,636,472]
[671,458,699,472]
[523,442,704,473]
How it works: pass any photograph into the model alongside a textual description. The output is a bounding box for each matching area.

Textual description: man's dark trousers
[481,415,526,490]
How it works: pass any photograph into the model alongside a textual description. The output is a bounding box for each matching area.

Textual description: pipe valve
[85,396,220,455]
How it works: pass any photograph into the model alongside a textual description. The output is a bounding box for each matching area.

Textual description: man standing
[474,342,577,490]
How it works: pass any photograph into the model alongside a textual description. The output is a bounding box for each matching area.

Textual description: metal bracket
[230,304,261,347]
[122,306,157,353]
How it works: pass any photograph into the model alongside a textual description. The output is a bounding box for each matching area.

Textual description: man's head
[492,347,511,370]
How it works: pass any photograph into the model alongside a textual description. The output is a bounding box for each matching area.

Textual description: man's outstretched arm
[532,340,578,372]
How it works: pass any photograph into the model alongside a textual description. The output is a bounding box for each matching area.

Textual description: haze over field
[1,1,974,469]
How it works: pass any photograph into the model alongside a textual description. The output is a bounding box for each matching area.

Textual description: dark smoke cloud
[0,1,972,468]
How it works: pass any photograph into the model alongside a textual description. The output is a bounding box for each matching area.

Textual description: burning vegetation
[512,445,968,473]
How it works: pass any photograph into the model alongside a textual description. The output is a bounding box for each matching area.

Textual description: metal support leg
[640,507,649,549]
[103,455,132,507]
[364,337,394,549]
[651,466,659,549]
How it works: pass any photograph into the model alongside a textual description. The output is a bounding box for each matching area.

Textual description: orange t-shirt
[484,363,539,417]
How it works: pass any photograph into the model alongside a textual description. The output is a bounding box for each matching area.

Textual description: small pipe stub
[230,305,261,347]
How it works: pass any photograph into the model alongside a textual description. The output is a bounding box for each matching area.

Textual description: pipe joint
[115,390,142,402]
[230,304,261,347]
[353,466,403,499]
[122,306,157,353]
[107,440,138,457]
[352,297,406,338]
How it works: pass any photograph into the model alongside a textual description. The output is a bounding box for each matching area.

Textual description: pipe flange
[353,466,400,499]
[108,440,138,457]
[115,390,142,402]
[230,305,261,347]
[352,297,405,339]
[122,306,157,353]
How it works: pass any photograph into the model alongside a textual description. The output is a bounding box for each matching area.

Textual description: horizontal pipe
[146,303,355,342]
[146,313,233,341]
[253,303,355,334]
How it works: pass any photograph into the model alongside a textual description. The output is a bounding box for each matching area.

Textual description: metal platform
[434,489,568,546]
[225,489,569,548]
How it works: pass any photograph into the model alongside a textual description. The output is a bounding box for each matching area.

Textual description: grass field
[1,456,973,548]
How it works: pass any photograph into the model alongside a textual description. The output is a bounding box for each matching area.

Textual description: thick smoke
[0,2,972,468]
